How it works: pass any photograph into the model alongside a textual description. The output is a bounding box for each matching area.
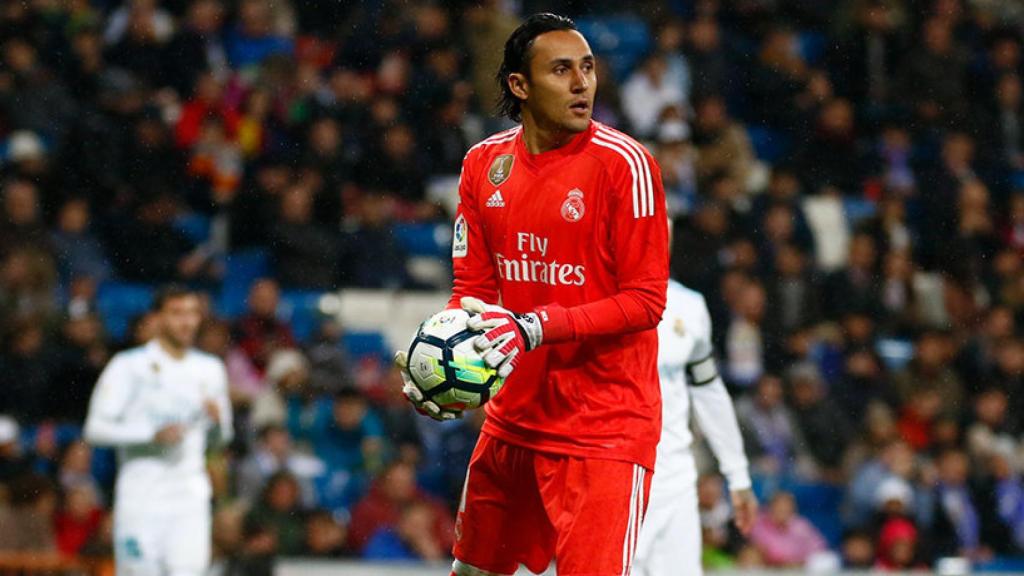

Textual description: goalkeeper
[397,12,668,576]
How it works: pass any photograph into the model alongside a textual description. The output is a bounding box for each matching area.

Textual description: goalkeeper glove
[461,297,543,378]
[394,351,461,421]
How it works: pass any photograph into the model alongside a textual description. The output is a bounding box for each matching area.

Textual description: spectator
[896,17,968,127]
[620,53,687,139]
[749,491,828,567]
[54,482,105,557]
[654,117,698,216]
[698,474,745,559]
[0,319,57,423]
[875,516,926,571]
[338,195,413,289]
[244,471,307,556]
[56,440,98,497]
[0,179,50,257]
[302,389,384,482]
[236,424,325,509]
[362,501,447,562]
[841,529,876,569]
[794,98,863,193]
[304,320,353,395]
[930,449,986,559]
[224,0,294,69]
[0,474,57,552]
[685,16,729,101]
[50,198,112,283]
[846,440,923,529]
[304,510,347,557]
[163,0,228,97]
[788,362,854,478]
[724,279,768,388]
[692,94,755,190]
[269,185,338,290]
[824,232,882,320]
[0,247,58,322]
[347,461,453,555]
[736,374,810,477]
[0,416,27,485]
[233,278,296,372]
[250,348,310,430]
[892,330,965,416]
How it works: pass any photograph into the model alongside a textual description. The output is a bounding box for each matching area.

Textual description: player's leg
[164,497,212,576]
[113,503,163,576]
[633,458,701,576]
[452,433,555,576]
[535,455,653,576]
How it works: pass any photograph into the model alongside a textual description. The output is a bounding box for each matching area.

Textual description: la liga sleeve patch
[452,214,468,258]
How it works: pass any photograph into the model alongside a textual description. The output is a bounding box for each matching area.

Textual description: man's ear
[508,72,529,102]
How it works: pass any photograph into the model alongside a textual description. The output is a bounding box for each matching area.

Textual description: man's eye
[554,67,567,74]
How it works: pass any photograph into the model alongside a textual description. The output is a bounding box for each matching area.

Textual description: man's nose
[571,68,589,93]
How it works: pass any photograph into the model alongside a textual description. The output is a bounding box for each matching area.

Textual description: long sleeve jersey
[449,121,669,468]
[656,280,751,490]
[84,340,233,507]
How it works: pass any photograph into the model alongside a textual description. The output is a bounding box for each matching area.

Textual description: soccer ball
[406,309,504,411]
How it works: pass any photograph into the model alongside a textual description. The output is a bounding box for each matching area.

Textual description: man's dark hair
[152,284,197,311]
[496,13,577,122]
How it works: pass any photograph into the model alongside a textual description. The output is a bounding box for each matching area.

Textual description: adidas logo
[486,190,506,208]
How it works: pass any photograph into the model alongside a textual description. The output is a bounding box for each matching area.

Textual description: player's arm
[204,362,233,447]
[84,355,158,446]
[448,155,499,307]
[686,299,758,534]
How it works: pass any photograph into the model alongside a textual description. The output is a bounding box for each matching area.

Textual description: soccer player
[395,13,669,576]
[85,286,232,576]
[633,276,758,576]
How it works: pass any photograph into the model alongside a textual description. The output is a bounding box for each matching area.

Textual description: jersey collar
[514,120,595,170]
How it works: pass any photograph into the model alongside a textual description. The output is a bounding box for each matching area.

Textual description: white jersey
[85,340,233,507]
[655,280,750,490]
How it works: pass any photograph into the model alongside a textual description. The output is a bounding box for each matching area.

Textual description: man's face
[515,30,596,133]
[158,295,202,349]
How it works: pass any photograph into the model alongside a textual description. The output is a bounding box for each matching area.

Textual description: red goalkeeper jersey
[448,121,669,469]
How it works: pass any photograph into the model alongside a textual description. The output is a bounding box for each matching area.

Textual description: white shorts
[633,452,701,576]
[114,497,211,576]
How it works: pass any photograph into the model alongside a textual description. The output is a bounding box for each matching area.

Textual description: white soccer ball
[406,309,504,411]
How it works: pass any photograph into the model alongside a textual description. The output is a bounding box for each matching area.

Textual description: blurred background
[2,0,1024,574]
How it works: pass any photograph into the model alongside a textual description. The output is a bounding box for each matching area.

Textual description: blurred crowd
[1,0,1024,572]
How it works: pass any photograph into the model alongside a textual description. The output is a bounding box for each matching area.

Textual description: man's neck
[156,336,187,359]
[521,113,580,154]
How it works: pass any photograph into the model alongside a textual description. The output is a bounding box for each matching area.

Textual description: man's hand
[731,488,758,536]
[394,351,460,421]
[154,424,185,445]
[203,399,221,424]
[461,297,542,378]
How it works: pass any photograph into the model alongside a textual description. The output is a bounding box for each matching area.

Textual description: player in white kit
[633,278,758,576]
[85,286,232,576]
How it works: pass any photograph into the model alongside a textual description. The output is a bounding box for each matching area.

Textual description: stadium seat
[278,290,327,342]
[393,222,450,258]
[797,32,827,65]
[342,331,391,363]
[172,213,211,245]
[218,248,270,318]
[842,197,877,225]
[575,17,651,81]
[96,281,156,340]
[746,126,793,163]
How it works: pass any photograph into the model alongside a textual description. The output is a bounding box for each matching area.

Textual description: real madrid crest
[488,155,515,186]
[561,188,585,222]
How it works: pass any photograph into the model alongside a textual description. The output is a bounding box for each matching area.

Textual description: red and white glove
[394,351,461,421]
[461,297,543,378]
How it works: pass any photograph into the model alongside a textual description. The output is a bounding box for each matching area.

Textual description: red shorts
[452,432,653,576]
